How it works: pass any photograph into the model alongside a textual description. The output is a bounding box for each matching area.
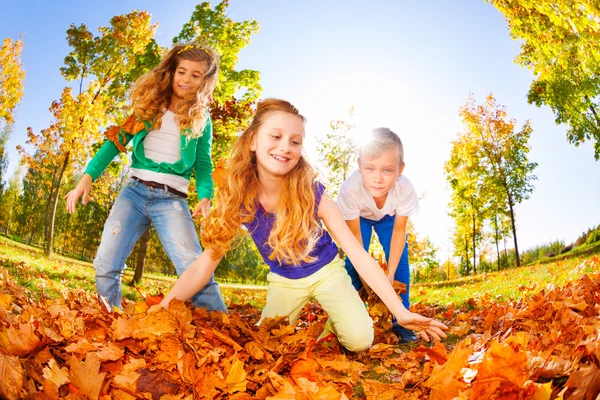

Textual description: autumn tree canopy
[490,0,600,159]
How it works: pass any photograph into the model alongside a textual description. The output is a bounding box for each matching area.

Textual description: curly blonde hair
[129,43,220,137]
[202,98,322,265]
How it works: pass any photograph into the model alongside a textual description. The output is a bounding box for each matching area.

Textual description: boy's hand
[387,273,395,286]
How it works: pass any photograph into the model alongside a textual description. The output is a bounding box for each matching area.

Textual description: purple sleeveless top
[243,182,339,279]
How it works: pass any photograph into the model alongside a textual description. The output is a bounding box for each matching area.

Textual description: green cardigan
[84,117,214,200]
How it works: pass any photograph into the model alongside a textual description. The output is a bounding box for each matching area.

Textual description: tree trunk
[44,152,70,257]
[43,166,59,247]
[464,234,469,275]
[507,197,520,267]
[132,226,151,284]
[503,237,508,267]
[472,211,477,274]
[494,215,500,271]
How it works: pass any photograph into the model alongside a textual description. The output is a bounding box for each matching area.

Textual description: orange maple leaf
[0,354,26,400]
[69,353,106,400]
[0,322,42,356]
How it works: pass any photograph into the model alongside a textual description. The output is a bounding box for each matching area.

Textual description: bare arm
[386,215,408,284]
[345,218,372,293]
[160,249,223,308]
[318,194,447,340]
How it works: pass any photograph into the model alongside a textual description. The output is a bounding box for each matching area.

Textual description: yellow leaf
[225,355,248,394]
[42,359,70,387]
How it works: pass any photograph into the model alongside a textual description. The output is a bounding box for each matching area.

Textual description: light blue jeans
[94,178,227,311]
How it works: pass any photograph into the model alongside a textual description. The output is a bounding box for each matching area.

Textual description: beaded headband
[177,44,211,56]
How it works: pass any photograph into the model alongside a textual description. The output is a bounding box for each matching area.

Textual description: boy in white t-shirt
[337,128,419,342]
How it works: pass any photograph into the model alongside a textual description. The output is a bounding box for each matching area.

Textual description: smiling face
[171,58,207,101]
[250,111,305,180]
[358,148,405,202]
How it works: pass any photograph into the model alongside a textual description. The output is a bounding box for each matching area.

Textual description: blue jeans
[344,214,411,309]
[94,178,227,311]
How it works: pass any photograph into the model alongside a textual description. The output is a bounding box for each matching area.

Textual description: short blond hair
[359,128,404,165]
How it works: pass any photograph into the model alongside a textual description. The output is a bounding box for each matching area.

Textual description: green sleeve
[84,130,134,181]
[194,117,214,200]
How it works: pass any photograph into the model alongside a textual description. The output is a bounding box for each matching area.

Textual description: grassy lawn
[1,234,598,309]
[411,241,600,306]
[0,235,267,307]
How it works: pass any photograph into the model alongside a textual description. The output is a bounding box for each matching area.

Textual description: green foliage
[489,0,600,159]
[586,229,600,245]
[316,108,358,198]
[173,1,262,161]
[0,123,12,193]
[446,94,537,272]
[218,235,268,284]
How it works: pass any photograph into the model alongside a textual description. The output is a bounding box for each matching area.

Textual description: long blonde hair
[202,98,322,265]
[129,43,220,137]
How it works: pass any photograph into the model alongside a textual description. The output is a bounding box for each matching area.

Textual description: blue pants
[93,178,227,311]
[344,214,411,309]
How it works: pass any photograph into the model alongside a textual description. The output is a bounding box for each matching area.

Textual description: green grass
[412,241,600,306]
[1,234,598,309]
[0,235,266,306]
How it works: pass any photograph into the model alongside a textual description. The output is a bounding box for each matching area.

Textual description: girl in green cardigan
[65,44,226,311]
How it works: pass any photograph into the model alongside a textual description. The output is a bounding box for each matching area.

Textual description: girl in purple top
[161,98,447,351]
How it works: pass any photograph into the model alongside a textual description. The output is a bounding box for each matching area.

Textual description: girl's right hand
[65,174,93,214]
[394,311,448,342]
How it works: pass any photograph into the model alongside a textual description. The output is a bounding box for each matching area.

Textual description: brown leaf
[96,341,125,362]
[362,379,407,400]
[0,354,25,400]
[564,364,600,399]
[113,357,145,392]
[410,342,448,365]
[425,340,472,399]
[0,322,42,356]
[136,369,179,400]
[69,353,106,400]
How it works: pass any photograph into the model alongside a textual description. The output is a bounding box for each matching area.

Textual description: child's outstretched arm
[160,249,224,308]
[318,194,447,341]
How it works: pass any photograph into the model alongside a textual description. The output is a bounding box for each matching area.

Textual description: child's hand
[394,311,448,342]
[193,198,211,218]
[387,273,395,286]
[65,174,92,214]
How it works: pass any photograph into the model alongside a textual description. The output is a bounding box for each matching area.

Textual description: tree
[0,37,25,126]
[454,94,538,268]
[489,0,600,159]
[445,130,487,275]
[0,123,13,194]
[316,108,358,198]
[0,37,25,194]
[173,1,262,162]
[18,11,157,257]
[0,166,22,234]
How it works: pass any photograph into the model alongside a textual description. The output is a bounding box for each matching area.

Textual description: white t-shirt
[337,170,420,221]
[129,110,190,192]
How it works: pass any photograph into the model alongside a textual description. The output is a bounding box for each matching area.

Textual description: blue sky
[2,1,599,261]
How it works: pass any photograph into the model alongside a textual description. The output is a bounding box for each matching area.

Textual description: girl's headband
[177,44,211,56]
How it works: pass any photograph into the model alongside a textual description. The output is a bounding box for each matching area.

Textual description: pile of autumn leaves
[0,257,599,399]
